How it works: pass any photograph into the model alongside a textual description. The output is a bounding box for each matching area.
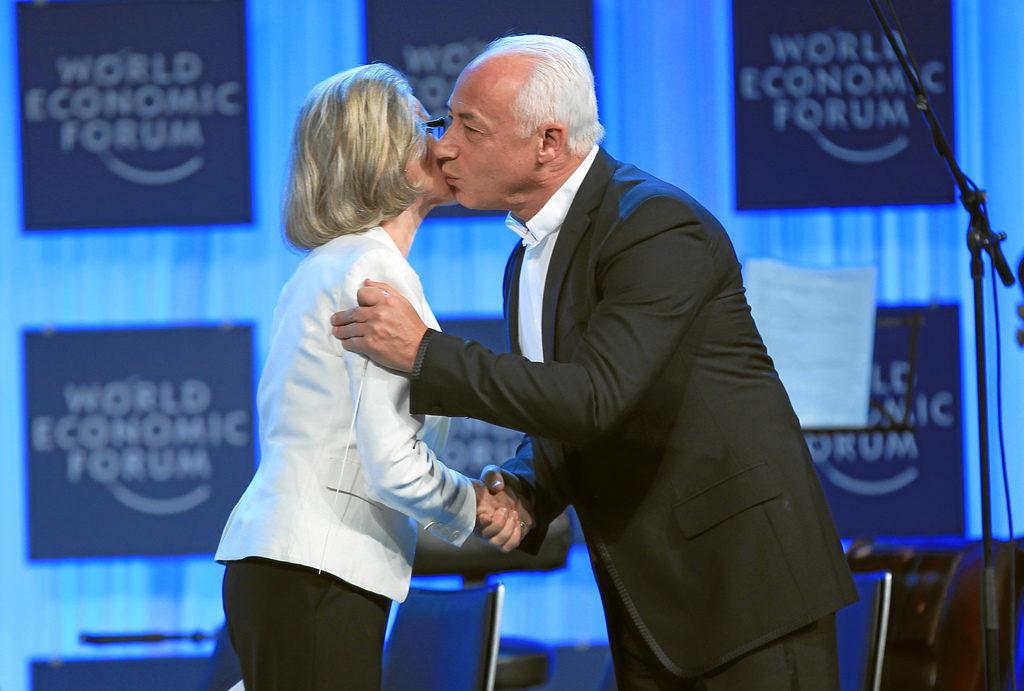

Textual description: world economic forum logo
[805,359,956,497]
[397,38,486,117]
[445,417,522,476]
[30,377,250,515]
[737,30,947,165]
[22,49,242,186]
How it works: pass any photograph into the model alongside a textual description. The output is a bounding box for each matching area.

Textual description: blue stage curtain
[1,2,1022,689]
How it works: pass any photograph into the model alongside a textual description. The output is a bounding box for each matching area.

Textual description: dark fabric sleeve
[500,434,571,555]
[410,328,435,379]
[410,198,716,445]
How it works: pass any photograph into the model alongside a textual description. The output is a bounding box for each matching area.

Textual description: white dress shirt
[215,227,476,603]
[506,146,599,361]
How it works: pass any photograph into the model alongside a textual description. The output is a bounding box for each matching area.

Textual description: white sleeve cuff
[423,476,477,547]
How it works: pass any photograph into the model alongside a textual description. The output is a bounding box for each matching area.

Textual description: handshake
[471,465,535,553]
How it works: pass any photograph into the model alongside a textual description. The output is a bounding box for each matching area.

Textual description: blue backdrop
[1,2,1023,689]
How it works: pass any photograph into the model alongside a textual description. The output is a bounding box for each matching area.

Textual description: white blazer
[215,227,476,603]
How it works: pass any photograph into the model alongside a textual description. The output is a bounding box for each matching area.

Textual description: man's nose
[433,130,456,161]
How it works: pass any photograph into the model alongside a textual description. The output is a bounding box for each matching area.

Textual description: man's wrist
[503,473,535,527]
[410,328,437,379]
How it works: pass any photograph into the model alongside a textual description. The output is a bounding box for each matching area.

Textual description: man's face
[433,56,541,213]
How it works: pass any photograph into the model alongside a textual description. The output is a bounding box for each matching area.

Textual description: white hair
[472,35,604,156]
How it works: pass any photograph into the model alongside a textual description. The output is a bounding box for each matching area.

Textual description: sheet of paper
[744,258,877,429]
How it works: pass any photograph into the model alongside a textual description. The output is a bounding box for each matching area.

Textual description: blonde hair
[284,64,425,250]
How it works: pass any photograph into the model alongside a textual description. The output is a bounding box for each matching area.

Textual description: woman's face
[406,96,456,208]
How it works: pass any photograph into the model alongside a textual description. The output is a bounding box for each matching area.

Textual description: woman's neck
[380,198,431,257]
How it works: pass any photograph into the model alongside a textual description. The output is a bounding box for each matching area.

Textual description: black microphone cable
[991,256,1017,691]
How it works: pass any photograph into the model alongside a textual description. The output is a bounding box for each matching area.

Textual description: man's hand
[330,280,426,372]
[473,466,535,552]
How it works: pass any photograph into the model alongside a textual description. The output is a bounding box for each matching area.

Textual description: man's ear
[536,122,568,164]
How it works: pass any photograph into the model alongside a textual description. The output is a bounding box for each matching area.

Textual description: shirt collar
[505,145,600,248]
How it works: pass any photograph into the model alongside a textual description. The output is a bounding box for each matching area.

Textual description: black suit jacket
[411,149,857,676]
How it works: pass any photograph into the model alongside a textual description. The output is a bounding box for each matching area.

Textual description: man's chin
[452,190,504,212]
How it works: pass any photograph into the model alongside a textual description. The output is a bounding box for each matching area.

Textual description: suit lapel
[541,149,616,362]
[503,242,526,356]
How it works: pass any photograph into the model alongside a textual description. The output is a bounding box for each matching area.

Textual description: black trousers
[596,561,839,690]
[222,557,392,691]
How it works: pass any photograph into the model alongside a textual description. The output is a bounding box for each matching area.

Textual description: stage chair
[847,538,1024,690]
[382,583,505,691]
[836,571,893,691]
[201,585,506,691]
[198,513,572,691]
[413,512,573,689]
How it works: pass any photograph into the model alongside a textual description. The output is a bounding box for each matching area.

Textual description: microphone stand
[866,2,1016,689]
[1017,256,1024,347]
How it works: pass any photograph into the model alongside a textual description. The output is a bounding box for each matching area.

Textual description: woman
[215,64,516,689]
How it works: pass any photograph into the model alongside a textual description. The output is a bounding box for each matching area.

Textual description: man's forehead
[448,59,525,121]
[446,79,491,123]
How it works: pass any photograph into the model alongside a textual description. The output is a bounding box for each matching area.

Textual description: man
[333,35,856,690]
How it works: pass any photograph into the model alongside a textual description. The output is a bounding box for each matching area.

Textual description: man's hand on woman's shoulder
[330,279,427,372]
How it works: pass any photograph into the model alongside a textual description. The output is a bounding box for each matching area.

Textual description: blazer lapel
[503,242,526,356]
[541,149,616,362]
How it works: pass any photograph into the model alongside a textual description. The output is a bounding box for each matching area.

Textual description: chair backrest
[846,538,1024,690]
[382,583,505,691]
[837,571,893,691]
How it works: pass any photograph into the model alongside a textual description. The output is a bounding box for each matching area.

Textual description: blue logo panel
[365,0,593,218]
[24,325,255,558]
[806,305,964,537]
[33,657,209,691]
[17,0,251,230]
[732,0,954,208]
[438,318,522,475]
